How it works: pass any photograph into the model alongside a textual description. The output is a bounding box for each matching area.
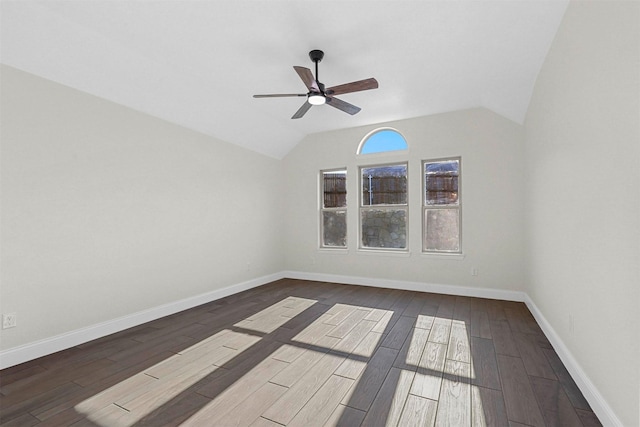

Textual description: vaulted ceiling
[1,1,568,159]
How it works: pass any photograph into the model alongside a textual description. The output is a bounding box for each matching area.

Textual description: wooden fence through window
[323,173,458,207]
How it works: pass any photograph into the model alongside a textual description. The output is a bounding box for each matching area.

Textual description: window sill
[420,252,465,260]
[357,249,411,257]
[318,247,349,254]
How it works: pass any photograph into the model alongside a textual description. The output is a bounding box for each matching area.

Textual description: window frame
[422,157,462,254]
[358,162,409,252]
[319,168,348,249]
[357,127,408,155]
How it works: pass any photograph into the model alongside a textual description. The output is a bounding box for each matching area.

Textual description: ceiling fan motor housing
[309,49,324,63]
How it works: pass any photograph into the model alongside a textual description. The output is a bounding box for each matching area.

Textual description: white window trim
[320,168,348,249]
[358,162,409,252]
[358,248,411,257]
[356,127,408,155]
[422,157,462,254]
[420,252,465,260]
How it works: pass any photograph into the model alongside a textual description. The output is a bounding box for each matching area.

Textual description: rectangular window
[360,164,408,250]
[321,169,347,248]
[423,158,461,253]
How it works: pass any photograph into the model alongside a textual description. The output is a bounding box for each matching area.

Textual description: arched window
[356,128,409,250]
[358,128,408,154]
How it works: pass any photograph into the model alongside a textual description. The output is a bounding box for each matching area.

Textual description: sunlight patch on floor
[74,296,320,426]
[74,296,486,427]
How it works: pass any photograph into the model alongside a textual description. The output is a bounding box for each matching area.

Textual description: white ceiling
[1,1,568,159]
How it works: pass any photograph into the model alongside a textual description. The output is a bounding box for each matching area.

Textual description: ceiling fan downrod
[309,49,325,93]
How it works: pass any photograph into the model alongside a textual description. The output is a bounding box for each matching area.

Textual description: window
[423,158,461,253]
[358,128,408,154]
[360,164,408,250]
[321,169,347,248]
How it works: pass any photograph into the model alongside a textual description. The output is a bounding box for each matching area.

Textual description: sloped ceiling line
[0,1,569,159]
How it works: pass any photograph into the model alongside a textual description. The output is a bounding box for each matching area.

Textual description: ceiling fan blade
[292,101,312,119]
[253,94,307,98]
[293,66,320,92]
[326,96,361,115]
[326,78,379,96]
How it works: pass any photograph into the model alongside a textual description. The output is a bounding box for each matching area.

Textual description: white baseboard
[283,270,526,302]
[523,295,622,427]
[0,270,622,426]
[0,272,284,370]
[1,271,522,370]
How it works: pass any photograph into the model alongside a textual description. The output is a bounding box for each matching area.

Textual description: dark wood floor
[0,279,601,427]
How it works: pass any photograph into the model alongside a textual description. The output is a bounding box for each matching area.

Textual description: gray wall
[0,65,284,350]
[283,108,526,292]
[524,2,639,425]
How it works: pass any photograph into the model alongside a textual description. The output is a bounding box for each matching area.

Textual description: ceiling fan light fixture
[308,94,326,105]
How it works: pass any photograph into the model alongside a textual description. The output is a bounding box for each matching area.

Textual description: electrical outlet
[2,313,17,329]
[471,267,479,276]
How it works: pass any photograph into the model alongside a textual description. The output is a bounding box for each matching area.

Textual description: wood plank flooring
[0,279,601,426]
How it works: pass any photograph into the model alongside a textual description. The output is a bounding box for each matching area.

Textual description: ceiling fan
[253,50,379,119]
